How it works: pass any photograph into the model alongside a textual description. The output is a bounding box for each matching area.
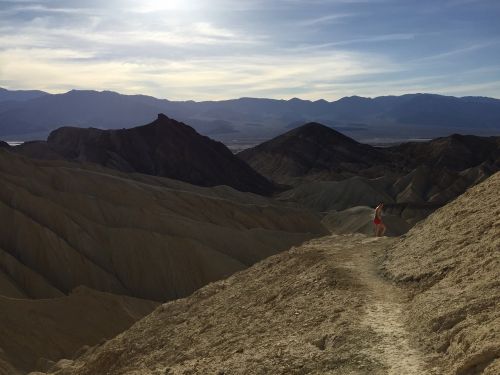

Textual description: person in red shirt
[373,203,386,237]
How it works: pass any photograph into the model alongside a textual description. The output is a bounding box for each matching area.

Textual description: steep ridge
[40,172,499,375]
[15,114,275,195]
[238,122,392,185]
[0,149,326,302]
[383,172,500,374]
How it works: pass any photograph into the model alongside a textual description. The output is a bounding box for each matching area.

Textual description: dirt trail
[359,237,431,374]
[47,234,439,375]
[312,235,434,375]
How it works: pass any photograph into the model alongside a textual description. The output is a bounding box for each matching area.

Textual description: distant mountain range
[0,88,499,143]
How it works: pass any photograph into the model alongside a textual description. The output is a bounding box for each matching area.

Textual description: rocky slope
[15,114,275,195]
[383,172,500,374]
[41,172,499,375]
[0,149,326,302]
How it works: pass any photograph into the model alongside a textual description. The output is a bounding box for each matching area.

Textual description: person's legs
[380,223,386,236]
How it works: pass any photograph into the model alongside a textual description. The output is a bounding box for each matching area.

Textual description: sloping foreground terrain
[0,149,325,302]
[0,287,158,374]
[42,173,499,375]
[383,172,500,374]
[13,114,275,195]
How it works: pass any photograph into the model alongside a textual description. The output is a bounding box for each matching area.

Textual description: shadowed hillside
[0,287,158,374]
[238,122,393,184]
[0,148,327,374]
[0,149,324,302]
[14,114,275,195]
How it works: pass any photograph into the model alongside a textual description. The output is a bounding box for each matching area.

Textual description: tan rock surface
[383,172,500,374]
[44,235,426,375]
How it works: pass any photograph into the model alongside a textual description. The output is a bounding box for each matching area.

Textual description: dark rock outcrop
[238,122,393,184]
[17,114,275,195]
[391,134,500,171]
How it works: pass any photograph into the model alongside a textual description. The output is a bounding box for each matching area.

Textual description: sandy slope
[383,172,500,374]
[0,149,326,301]
[0,287,158,374]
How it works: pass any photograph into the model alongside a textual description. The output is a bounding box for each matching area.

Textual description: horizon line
[1,86,500,102]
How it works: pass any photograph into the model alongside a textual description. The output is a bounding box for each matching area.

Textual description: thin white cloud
[0,46,401,100]
[291,33,417,52]
[298,13,355,26]
[414,40,500,63]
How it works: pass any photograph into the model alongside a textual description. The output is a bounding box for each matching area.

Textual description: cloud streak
[0,0,499,99]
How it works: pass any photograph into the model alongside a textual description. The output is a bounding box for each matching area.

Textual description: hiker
[373,203,386,237]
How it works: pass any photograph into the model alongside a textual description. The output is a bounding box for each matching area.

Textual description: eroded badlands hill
[44,173,499,374]
[0,149,325,303]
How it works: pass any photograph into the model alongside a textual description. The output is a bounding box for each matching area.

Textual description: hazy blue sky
[1,0,499,100]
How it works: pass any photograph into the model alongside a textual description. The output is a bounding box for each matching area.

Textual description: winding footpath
[312,234,436,375]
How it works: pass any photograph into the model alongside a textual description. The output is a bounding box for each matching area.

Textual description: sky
[0,0,500,100]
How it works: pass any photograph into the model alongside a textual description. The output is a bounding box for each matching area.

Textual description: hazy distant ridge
[1,88,499,141]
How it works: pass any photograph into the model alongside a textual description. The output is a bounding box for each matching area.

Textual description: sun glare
[133,0,198,12]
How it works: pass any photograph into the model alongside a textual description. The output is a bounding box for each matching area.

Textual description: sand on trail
[357,237,432,375]
[46,235,437,375]
[313,235,433,375]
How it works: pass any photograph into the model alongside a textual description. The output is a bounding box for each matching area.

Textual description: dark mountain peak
[156,113,170,121]
[289,97,308,103]
[238,122,386,184]
[335,95,371,104]
[0,140,10,148]
[37,115,275,195]
[288,122,359,144]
